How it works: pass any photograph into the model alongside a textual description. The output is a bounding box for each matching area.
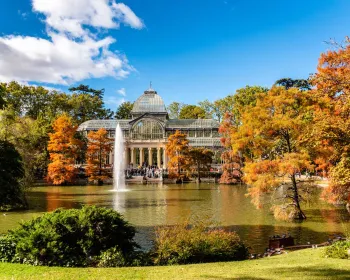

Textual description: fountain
[113,123,126,191]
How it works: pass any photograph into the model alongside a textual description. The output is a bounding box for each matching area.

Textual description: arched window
[131,119,164,140]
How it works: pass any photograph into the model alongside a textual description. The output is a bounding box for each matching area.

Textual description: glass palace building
[77,87,222,169]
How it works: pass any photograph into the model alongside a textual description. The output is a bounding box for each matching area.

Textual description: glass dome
[131,88,167,114]
[131,119,164,140]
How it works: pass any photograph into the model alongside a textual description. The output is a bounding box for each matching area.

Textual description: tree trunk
[99,144,102,176]
[291,174,306,220]
[284,132,306,220]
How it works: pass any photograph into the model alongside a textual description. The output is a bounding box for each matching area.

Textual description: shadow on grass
[201,276,267,280]
[200,267,350,280]
[270,267,350,280]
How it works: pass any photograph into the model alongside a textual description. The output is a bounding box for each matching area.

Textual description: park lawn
[0,248,349,280]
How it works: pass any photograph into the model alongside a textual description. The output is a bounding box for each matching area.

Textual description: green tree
[69,85,114,123]
[167,102,185,119]
[69,84,105,99]
[275,78,311,90]
[0,84,6,109]
[198,100,214,119]
[1,82,52,119]
[0,112,49,187]
[115,101,133,119]
[188,147,213,182]
[199,97,239,122]
[0,140,26,211]
[179,105,206,119]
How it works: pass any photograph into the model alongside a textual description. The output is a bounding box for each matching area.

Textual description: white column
[140,148,144,166]
[130,147,135,167]
[125,147,129,167]
[109,151,113,165]
[148,148,152,166]
[157,147,161,168]
[163,147,168,169]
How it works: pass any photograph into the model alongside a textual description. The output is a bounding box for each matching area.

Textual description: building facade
[77,87,222,169]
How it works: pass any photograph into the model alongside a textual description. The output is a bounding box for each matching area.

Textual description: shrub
[152,221,249,265]
[2,206,139,267]
[0,235,17,263]
[324,240,350,259]
[96,247,152,267]
[97,247,127,267]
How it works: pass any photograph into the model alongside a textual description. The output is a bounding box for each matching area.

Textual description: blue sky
[1,0,350,110]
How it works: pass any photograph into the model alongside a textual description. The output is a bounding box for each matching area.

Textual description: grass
[0,248,349,280]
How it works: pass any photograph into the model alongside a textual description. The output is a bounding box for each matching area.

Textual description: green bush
[324,240,350,259]
[1,206,139,267]
[97,247,127,267]
[152,222,249,265]
[0,235,17,263]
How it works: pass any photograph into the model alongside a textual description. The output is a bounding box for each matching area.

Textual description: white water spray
[113,123,126,191]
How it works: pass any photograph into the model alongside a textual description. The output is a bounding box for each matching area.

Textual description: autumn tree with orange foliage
[228,86,316,220]
[219,112,244,184]
[85,128,112,185]
[219,151,243,184]
[188,147,213,182]
[312,38,350,210]
[166,130,191,180]
[219,86,268,184]
[47,115,82,185]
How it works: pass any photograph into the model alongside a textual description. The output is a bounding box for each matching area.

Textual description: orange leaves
[225,87,315,219]
[46,159,76,185]
[312,38,350,205]
[85,128,112,182]
[47,115,82,185]
[313,42,350,99]
[322,157,350,203]
[227,87,315,160]
[219,151,242,184]
[166,130,191,177]
[278,152,313,176]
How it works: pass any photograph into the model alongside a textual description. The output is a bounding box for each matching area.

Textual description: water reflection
[0,183,349,253]
[113,192,126,213]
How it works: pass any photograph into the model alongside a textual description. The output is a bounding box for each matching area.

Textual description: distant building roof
[131,88,167,114]
[77,120,130,131]
[77,119,220,131]
[166,119,220,129]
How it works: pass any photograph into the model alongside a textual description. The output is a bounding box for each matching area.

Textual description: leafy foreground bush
[324,240,350,259]
[152,222,249,265]
[0,206,140,267]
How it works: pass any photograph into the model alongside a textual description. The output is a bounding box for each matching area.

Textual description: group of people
[125,164,164,179]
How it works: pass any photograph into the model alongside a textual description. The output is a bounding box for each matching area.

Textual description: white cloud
[105,96,125,108]
[117,87,126,96]
[0,0,144,85]
[112,3,144,30]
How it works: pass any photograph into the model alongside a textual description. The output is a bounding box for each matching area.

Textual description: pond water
[1,183,349,253]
